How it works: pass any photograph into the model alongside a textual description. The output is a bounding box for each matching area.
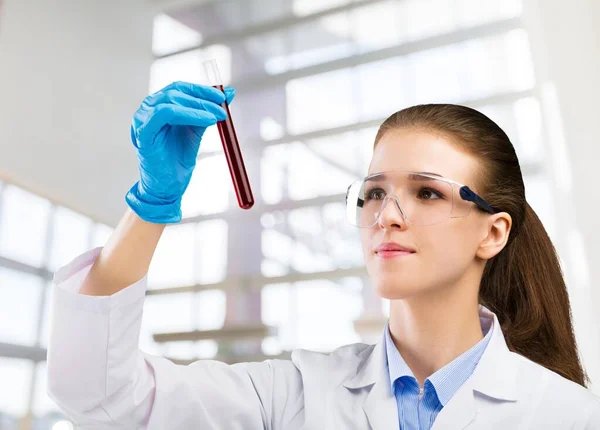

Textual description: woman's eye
[418,188,442,200]
[366,189,385,200]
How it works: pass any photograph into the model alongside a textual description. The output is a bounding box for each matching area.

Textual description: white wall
[0,0,154,226]
[523,0,600,393]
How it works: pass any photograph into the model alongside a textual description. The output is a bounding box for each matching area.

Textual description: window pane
[285,32,534,135]
[458,31,534,102]
[409,44,465,104]
[357,58,409,120]
[39,281,53,348]
[168,0,247,40]
[289,12,354,71]
[261,203,362,276]
[149,45,231,94]
[524,174,556,241]
[47,206,92,272]
[258,0,523,73]
[513,97,544,164]
[295,279,362,350]
[194,290,226,330]
[262,280,362,351]
[478,97,544,167]
[406,31,534,105]
[261,282,294,349]
[0,358,34,418]
[293,0,349,16]
[286,69,356,134]
[0,185,51,267]
[195,220,228,284]
[0,268,43,345]
[181,154,231,218]
[148,224,196,289]
[140,293,194,354]
[244,0,292,27]
[454,0,522,26]
[152,13,202,57]
[285,142,356,201]
[32,362,64,419]
[261,129,373,205]
[395,0,456,43]
[307,128,375,175]
[352,1,402,52]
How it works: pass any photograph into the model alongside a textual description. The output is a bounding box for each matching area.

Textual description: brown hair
[374,104,588,387]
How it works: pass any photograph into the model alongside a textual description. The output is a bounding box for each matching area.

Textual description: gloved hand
[126,81,235,223]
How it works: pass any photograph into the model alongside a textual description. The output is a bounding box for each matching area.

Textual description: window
[46,206,92,272]
[181,154,232,218]
[0,185,51,267]
[293,0,349,16]
[261,279,362,352]
[149,45,232,94]
[261,203,362,277]
[260,129,374,205]
[39,281,53,348]
[0,358,34,418]
[140,292,195,354]
[32,362,62,418]
[0,268,43,345]
[148,224,197,289]
[524,174,556,240]
[286,69,357,135]
[195,220,228,284]
[153,13,202,57]
[285,31,535,135]
[479,97,544,167]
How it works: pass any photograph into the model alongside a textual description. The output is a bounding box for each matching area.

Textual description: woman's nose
[376,196,408,230]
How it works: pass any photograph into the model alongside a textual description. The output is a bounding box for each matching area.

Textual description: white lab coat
[47,248,600,429]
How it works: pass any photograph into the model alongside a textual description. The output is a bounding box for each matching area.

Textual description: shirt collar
[384,305,494,406]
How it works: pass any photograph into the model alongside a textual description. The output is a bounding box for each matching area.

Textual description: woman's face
[361,128,489,300]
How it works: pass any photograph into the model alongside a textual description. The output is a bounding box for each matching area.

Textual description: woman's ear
[476,212,512,260]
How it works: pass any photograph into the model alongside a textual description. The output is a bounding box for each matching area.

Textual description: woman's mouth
[374,242,416,259]
[375,250,414,259]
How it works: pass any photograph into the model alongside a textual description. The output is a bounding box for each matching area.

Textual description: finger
[145,90,227,121]
[138,104,218,146]
[150,81,226,105]
[224,87,235,105]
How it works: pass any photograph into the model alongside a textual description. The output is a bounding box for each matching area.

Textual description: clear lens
[345,172,472,227]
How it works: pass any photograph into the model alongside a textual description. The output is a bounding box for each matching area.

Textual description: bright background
[0,0,599,428]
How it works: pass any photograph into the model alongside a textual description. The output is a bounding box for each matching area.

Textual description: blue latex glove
[126,81,235,223]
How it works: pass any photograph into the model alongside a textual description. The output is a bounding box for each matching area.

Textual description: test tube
[202,59,254,210]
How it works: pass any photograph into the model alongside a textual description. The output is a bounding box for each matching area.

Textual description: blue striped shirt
[384,316,493,430]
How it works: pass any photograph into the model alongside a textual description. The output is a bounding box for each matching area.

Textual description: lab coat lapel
[430,379,476,429]
[362,376,399,430]
[432,305,519,429]
[343,338,397,430]
[468,306,519,402]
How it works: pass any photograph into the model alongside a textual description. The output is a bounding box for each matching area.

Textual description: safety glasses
[345,171,498,228]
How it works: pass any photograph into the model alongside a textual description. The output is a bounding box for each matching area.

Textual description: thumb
[224,86,236,105]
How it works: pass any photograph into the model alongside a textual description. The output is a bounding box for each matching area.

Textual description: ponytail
[479,203,588,386]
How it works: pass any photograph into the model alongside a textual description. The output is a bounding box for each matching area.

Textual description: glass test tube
[202,59,254,210]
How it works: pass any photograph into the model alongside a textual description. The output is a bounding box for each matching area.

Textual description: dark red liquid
[213,85,254,210]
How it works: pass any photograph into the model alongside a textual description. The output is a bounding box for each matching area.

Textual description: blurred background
[0,0,599,428]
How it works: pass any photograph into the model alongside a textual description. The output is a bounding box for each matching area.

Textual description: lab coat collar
[342,305,519,430]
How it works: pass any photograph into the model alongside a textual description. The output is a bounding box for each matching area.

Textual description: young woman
[47,82,600,429]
